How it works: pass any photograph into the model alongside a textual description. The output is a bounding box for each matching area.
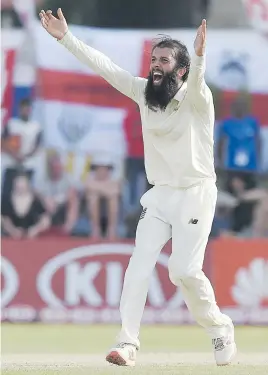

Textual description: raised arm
[187,20,212,109]
[39,9,143,102]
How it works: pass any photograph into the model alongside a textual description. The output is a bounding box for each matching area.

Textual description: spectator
[211,205,232,238]
[35,151,79,234]
[86,155,121,239]
[217,172,268,237]
[242,188,268,238]
[1,98,43,199]
[123,107,147,212]
[217,96,261,172]
[1,172,50,239]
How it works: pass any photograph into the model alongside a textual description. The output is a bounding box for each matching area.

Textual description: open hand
[39,8,68,40]
[194,19,206,57]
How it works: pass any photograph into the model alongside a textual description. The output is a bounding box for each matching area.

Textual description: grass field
[2,324,268,375]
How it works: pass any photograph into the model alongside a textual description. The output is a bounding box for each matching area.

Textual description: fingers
[197,20,206,31]
[39,10,49,22]
[57,8,65,20]
[39,10,48,29]
[40,17,48,29]
[196,25,203,41]
[196,19,206,42]
[202,19,206,37]
[46,10,55,20]
[39,9,57,22]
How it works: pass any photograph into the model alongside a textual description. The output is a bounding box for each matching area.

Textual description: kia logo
[37,244,184,309]
[1,256,19,307]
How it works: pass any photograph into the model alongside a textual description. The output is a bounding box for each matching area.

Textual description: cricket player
[40,9,237,367]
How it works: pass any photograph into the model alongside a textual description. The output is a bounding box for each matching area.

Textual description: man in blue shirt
[217,97,261,172]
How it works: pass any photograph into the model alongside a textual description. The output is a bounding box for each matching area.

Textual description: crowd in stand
[1,96,268,239]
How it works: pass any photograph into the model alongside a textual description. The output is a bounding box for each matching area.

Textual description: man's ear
[177,67,186,79]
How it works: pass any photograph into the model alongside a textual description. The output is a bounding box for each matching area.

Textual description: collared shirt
[59,31,216,188]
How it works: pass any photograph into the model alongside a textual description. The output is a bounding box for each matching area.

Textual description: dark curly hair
[152,35,191,82]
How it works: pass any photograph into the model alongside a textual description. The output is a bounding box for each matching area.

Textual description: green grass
[2,366,268,375]
[2,324,268,353]
[2,324,268,375]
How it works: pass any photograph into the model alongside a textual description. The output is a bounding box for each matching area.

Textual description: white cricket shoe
[212,323,237,366]
[106,343,137,366]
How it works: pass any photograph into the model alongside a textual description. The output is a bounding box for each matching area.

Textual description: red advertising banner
[211,238,268,324]
[1,238,191,324]
[1,237,268,324]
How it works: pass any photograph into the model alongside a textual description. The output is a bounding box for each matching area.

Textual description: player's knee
[169,266,203,286]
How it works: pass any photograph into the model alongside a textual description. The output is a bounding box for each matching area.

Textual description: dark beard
[144,70,179,111]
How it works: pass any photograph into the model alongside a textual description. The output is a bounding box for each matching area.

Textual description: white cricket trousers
[117,180,232,348]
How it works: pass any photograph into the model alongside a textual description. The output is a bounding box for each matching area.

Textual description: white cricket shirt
[59,31,216,188]
[2,118,42,169]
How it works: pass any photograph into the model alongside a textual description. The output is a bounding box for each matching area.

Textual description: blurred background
[1,0,268,340]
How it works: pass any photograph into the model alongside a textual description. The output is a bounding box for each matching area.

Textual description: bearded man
[39,9,237,367]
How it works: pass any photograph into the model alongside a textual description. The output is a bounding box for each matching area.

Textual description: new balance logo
[189,218,198,224]
[140,208,147,220]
